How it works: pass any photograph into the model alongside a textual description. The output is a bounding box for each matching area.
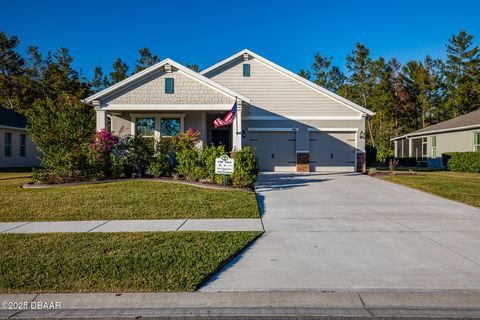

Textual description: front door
[211,128,231,151]
[208,113,232,151]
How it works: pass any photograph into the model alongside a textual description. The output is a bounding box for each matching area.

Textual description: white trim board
[244,115,362,121]
[201,49,374,116]
[103,104,233,111]
[391,124,480,141]
[247,128,298,132]
[0,125,27,132]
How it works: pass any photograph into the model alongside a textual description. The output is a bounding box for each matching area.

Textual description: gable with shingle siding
[99,68,233,106]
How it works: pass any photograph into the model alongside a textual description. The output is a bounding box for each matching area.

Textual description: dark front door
[211,128,231,151]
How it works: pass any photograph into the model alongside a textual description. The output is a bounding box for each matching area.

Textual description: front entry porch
[95,105,242,151]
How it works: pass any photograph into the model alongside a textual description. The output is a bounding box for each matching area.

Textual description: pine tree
[185,62,200,72]
[110,58,129,84]
[444,30,480,117]
[91,66,110,92]
[134,48,159,73]
[298,69,311,80]
[310,53,345,92]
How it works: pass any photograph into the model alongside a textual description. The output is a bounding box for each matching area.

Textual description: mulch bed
[22,177,253,192]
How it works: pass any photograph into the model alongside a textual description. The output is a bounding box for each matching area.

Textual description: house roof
[83,58,250,105]
[201,49,375,116]
[392,109,480,140]
[0,107,27,129]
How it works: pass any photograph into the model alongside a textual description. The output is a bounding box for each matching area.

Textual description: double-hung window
[20,134,26,157]
[160,118,181,138]
[4,132,12,157]
[431,136,437,158]
[475,132,480,152]
[135,118,155,137]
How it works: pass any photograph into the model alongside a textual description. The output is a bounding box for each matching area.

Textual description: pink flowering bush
[173,128,201,150]
[83,129,120,179]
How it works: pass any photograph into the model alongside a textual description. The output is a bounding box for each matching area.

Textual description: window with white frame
[4,132,12,157]
[135,118,155,137]
[475,132,480,152]
[431,136,437,158]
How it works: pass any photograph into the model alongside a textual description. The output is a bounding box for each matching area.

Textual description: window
[4,132,12,157]
[431,136,437,158]
[135,118,155,136]
[422,137,427,161]
[475,132,480,152]
[106,115,112,132]
[165,78,174,94]
[243,64,250,77]
[20,134,26,157]
[161,118,181,137]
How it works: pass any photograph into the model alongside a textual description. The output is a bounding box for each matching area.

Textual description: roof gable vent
[165,63,172,73]
[243,52,249,61]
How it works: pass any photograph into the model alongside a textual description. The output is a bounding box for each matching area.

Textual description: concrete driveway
[201,172,480,291]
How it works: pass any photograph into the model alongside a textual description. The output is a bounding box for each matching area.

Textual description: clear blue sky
[1,0,479,79]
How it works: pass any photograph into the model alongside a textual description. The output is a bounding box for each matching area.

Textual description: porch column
[233,100,243,150]
[408,138,413,158]
[94,101,107,132]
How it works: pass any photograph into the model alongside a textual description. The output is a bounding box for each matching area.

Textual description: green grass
[0,172,260,221]
[0,232,261,293]
[379,171,480,208]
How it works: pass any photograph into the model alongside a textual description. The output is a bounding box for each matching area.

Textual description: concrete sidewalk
[0,219,264,233]
[1,291,479,319]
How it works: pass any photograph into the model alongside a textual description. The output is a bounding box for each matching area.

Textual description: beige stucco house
[84,49,374,172]
[0,107,41,168]
[392,109,480,167]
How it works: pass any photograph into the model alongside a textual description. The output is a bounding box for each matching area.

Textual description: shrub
[117,135,154,177]
[231,147,259,188]
[110,154,126,179]
[173,128,201,150]
[201,145,226,183]
[147,153,170,178]
[175,148,204,181]
[443,152,480,173]
[388,158,399,171]
[28,94,95,182]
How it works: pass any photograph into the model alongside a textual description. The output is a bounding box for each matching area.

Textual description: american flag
[213,102,237,128]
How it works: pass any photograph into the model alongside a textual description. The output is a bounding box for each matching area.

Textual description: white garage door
[249,131,296,172]
[309,131,356,172]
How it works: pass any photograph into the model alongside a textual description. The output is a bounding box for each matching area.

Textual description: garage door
[249,131,296,172]
[309,131,356,172]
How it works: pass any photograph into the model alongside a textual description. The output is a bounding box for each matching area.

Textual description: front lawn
[0,172,260,221]
[379,171,480,208]
[0,231,261,293]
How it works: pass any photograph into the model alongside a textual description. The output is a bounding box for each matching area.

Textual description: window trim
[474,132,480,152]
[4,132,12,158]
[130,114,185,140]
[243,64,250,77]
[19,133,26,157]
[133,117,156,137]
[165,77,174,94]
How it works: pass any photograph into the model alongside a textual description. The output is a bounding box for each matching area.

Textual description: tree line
[1,30,479,161]
[298,30,480,161]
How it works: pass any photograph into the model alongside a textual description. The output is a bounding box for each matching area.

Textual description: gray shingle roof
[0,107,27,129]
[410,109,480,136]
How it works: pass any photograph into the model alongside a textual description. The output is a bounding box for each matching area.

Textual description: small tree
[29,94,95,181]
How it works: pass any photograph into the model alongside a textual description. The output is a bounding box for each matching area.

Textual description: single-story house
[84,49,374,172]
[391,109,480,167]
[0,107,41,168]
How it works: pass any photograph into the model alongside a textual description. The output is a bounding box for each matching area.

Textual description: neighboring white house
[0,107,41,168]
[84,49,374,172]
[392,109,480,167]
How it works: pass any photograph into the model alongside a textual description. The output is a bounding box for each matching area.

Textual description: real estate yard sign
[215,155,234,186]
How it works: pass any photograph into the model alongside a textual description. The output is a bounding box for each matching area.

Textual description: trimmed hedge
[443,152,480,173]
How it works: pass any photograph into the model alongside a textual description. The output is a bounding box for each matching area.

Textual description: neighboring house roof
[0,107,27,130]
[392,109,480,140]
[83,58,251,105]
[201,49,374,116]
